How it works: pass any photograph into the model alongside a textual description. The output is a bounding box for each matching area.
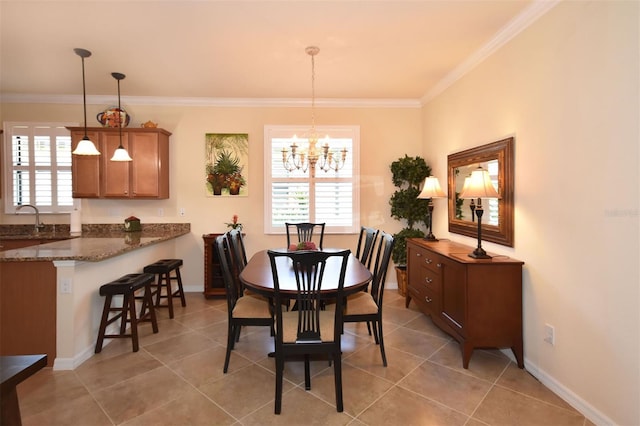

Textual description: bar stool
[95,273,158,353]
[143,259,186,319]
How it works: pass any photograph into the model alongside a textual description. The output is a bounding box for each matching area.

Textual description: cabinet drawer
[412,249,444,274]
[408,282,438,314]
[419,265,442,294]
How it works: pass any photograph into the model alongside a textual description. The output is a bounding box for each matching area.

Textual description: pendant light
[110,72,132,162]
[72,48,101,155]
[281,46,347,177]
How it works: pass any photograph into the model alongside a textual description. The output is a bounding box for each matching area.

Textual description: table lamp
[459,167,500,258]
[417,176,446,241]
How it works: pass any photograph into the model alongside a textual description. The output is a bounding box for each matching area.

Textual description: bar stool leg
[127,294,139,352]
[142,282,159,333]
[120,294,129,335]
[95,294,113,353]
[163,272,175,319]
[174,267,186,307]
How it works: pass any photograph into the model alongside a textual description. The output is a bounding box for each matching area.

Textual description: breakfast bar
[0,224,190,370]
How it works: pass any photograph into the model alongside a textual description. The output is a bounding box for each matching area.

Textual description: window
[264,125,360,234]
[487,160,499,226]
[3,122,74,214]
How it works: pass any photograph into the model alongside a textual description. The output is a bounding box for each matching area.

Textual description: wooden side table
[1,354,47,426]
[203,233,225,297]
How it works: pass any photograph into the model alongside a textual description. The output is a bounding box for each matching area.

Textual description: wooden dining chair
[285,222,325,250]
[267,248,350,414]
[226,229,248,296]
[215,235,274,373]
[343,231,394,366]
[355,226,379,270]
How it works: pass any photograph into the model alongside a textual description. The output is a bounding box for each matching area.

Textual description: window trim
[3,121,76,214]
[264,125,360,235]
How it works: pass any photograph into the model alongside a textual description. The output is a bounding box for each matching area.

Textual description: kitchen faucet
[15,204,45,232]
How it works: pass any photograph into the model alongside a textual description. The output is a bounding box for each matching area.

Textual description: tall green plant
[389,155,432,265]
[213,149,240,175]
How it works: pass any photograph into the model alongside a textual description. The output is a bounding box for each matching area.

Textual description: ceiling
[1,1,539,103]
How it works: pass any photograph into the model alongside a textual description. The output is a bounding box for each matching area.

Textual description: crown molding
[0,93,421,109]
[421,0,560,104]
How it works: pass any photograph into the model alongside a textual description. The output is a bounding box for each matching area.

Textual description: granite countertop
[0,224,76,240]
[0,223,190,262]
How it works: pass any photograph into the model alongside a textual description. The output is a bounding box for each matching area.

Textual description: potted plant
[206,164,224,195]
[228,171,246,195]
[207,149,241,195]
[389,155,432,295]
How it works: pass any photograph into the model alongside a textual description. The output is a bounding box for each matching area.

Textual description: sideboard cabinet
[69,127,170,199]
[203,233,225,298]
[406,238,524,368]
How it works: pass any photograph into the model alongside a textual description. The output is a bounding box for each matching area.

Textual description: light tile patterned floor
[17,291,592,425]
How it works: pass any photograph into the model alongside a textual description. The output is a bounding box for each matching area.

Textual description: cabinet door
[102,132,130,197]
[203,234,226,297]
[71,130,101,198]
[441,259,466,332]
[130,132,161,198]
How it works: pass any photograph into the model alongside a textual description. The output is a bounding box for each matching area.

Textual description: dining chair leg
[333,352,344,412]
[377,320,388,367]
[372,320,380,345]
[366,320,372,336]
[223,323,235,373]
[304,354,311,390]
[275,356,284,414]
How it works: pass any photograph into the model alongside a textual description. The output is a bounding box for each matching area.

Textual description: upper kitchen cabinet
[69,127,171,199]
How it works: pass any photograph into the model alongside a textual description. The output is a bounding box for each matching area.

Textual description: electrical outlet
[158,208,164,217]
[544,323,555,345]
[179,208,186,217]
[60,278,72,294]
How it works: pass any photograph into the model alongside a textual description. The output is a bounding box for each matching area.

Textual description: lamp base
[423,233,438,242]
[468,247,492,259]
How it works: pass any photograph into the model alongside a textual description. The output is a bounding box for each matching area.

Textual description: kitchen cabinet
[69,127,171,199]
[70,129,101,198]
[406,238,524,368]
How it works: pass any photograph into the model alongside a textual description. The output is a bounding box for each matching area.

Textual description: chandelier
[281,46,347,177]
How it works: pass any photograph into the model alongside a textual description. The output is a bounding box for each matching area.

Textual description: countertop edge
[0,226,190,262]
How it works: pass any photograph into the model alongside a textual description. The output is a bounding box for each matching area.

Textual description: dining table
[1,354,47,426]
[239,249,373,298]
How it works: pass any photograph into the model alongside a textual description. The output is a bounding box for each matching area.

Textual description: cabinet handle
[425,277,433,284]
[425,296,432,303]
[425,258,432,264]
[437,263,442,268]
[416,252,422,257]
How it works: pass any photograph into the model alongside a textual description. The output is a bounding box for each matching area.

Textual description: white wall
[422,2,639,425]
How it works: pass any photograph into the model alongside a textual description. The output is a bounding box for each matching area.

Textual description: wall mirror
[447,137,514,247]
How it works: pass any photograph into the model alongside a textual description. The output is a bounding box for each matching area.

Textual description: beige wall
[422,1,639,425]
[3,1,638,422]
[1,102,423,289]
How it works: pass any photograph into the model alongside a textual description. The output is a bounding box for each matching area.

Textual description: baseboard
[53,345,96,370]
[513,353,615,426]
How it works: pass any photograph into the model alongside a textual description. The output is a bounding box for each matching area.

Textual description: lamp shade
[73,136,101,156]
[110,147,133,161]
[459,167,499,199]
[418,176,446,199]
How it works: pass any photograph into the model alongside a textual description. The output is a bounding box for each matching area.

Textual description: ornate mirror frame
[447,137,514,247]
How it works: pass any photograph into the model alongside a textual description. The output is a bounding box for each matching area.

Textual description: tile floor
[17,290,593,425]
